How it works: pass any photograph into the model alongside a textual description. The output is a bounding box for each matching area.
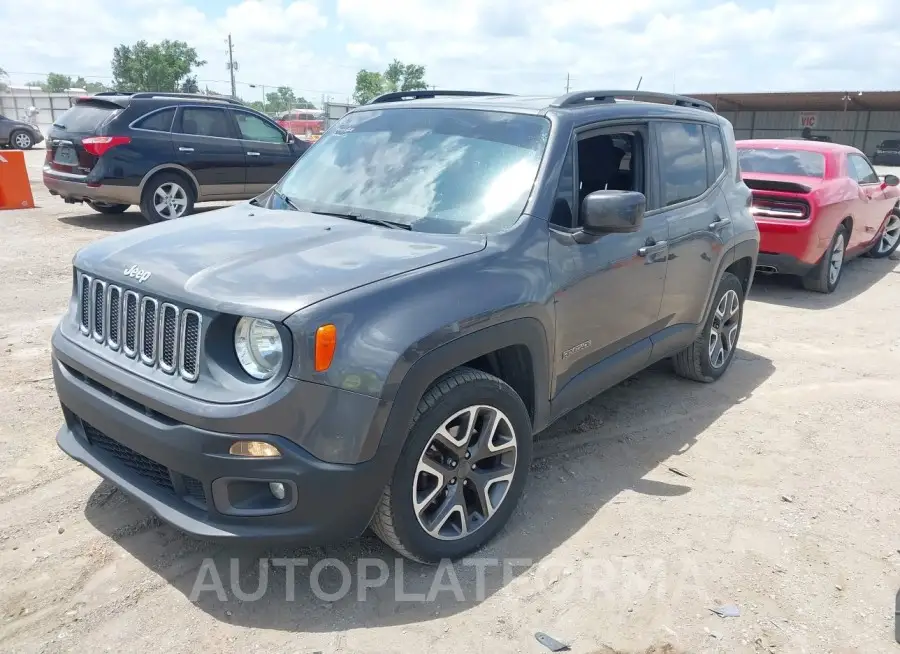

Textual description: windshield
[738,148,825,178]
[275,107,550,234]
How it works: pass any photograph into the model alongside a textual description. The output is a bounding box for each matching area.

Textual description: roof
[357,89,719,120]
[736,138,861,154]
[687,90,900,112]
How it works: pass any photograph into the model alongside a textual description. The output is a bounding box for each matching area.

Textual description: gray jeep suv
[51,89,759,563]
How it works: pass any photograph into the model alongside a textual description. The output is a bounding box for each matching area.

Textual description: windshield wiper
[271,189,302,211]
[310,210,412,230]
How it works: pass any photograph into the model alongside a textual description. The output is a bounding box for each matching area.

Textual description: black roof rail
[368,90,513,104]
[91,91,129,96]
[551,90,715,113]
[129,92,245,106]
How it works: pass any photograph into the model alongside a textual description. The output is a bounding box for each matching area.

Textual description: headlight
[234,317,283,380]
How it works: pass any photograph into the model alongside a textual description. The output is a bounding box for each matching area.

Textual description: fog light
[229,440,281,457]
[269,482,286,500]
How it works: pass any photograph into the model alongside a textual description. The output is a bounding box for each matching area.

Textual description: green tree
[45,72,73,92]
[111,40,206,92]
[73,77,111,93]
[25,80,43,88]
[353,70,385,105]
[383,59,427,93]
[353,60,427,104]
[180,75,200,93]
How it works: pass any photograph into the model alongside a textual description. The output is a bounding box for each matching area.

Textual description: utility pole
[565,73,570,93]
[227,34,237,98]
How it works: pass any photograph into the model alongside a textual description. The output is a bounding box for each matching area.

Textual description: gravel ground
[1,149,899,654]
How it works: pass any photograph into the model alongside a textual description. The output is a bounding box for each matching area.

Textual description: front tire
[371,367,533,563]
[802,225,847,293]
[87,201,130,215]
[672,271,744,383]
[139,172,195,224]
[865,209,900,259]
[10,130,34,150]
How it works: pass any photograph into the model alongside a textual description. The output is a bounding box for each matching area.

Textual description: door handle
[709,216,732,231]
[637,240,668,257]
[247,151,261,156]
[178,147,194,152]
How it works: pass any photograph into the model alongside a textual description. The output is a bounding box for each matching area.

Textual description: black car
[872,139,900,165]
[52,89,759,562]
[43,92,311,223]
[0,113,44,150]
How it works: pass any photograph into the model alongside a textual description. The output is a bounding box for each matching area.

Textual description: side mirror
[285,132,294,144]
[580,190,646,236]
[882,174,899,187]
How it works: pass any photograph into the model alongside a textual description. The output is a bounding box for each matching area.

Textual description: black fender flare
[359,317,552,465]
[697,237,759,333]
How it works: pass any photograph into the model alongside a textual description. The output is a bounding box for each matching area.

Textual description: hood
[74,203,487,321]
[741,172,825,195]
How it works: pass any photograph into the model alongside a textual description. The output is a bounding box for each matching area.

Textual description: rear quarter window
[55,102,120,133]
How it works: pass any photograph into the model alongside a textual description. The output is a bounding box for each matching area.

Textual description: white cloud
[1,0,896,104]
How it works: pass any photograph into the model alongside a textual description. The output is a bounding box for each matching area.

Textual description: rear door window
[176,107,234,139]
[54,102,120,133]
[656,121,709,206]
[134,108,175,132]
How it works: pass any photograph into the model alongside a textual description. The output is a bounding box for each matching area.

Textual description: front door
[655,120,732,346]
[231,109,299,195]
[549,124,668,405]
[172,106,246,200]
[847,153,891,247]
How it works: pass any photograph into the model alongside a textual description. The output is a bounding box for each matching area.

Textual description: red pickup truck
[276,109,325,139]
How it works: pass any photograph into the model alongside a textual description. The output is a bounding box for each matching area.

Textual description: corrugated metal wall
[0,89,84,141]
[720,110,900,155]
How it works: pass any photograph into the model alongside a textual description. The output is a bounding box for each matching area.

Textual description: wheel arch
[138,164,200,201]
[698,237,758,331]
[360,318,552,464]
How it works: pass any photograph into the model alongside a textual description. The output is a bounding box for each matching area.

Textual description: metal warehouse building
[689,91,900,157]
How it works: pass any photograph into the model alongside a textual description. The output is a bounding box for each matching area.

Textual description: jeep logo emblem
[124,265,152,283]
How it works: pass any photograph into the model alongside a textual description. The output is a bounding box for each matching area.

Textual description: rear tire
[371,367,532,563]
[87,201,130,215]
[672,272,744,383]
[10,130,34,150]
[140,172,195,224]
[802,225,847,293]
[865,209,900,259]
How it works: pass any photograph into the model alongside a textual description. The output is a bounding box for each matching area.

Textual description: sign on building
[799,111,818,129]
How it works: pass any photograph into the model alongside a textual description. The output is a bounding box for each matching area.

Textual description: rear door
[172,106,245,200]
[231,109,299,194]
[654,120,729,336]
[847,153,889,246]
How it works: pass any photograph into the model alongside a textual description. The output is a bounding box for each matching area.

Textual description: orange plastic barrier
[0,150,35,210]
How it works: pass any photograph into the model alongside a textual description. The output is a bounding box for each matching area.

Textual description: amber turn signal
[315,324,337,372]
[229,440,281,457]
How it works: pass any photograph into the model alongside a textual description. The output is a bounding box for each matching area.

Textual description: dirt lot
[1,149,899,654]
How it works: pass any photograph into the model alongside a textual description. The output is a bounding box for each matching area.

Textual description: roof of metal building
[686,91,900,112]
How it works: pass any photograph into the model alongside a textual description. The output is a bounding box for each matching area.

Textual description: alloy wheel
[877,214,900,254]
[708,289,740,369]
[829,233,845,285]
[413,405,518,541]
[13,132,32,149]
[153,182,188,219]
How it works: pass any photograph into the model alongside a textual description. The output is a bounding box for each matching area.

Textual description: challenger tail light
[81,136,131,157]
[750,196,810,220]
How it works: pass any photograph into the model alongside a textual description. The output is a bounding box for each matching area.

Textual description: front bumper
[52,337,390,543]
[43,168,140,206]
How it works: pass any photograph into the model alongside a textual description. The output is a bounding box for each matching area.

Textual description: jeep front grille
[76,272,202,382]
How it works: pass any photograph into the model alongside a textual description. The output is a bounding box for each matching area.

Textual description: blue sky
[1,0,893,104]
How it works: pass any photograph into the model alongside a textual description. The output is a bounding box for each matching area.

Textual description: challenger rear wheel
[803,225,847,293]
